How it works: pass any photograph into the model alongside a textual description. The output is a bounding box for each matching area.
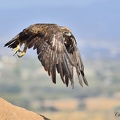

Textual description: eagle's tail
[4,34,19,49]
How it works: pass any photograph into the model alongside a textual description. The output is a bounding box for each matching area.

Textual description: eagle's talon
[13,45,21,55]
[17,52,26,58]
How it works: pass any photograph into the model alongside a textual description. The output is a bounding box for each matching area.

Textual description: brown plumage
[4,23,88,88]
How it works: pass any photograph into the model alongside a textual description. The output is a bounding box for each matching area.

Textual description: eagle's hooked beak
[64,32,71,36]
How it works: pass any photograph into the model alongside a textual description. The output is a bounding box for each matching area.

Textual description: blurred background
[0,0,120,120]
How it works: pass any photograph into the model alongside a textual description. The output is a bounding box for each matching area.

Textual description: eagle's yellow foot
[17,51,26,58]
[13,45,21,55]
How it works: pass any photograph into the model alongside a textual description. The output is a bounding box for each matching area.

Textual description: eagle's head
[60,26,72,36]
[60,26,77,53]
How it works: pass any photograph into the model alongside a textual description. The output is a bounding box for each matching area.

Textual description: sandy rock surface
[0,98,50,120]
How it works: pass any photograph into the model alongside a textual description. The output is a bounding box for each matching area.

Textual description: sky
[0,0,105,8]
[0,0,120,40]
[0,0,120,57]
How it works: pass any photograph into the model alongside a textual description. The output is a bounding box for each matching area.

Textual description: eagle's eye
[64,32,71,36]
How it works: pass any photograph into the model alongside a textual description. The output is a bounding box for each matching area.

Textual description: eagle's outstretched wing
[4,24,88,88]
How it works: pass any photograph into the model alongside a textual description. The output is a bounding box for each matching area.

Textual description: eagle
[4,24,88,88]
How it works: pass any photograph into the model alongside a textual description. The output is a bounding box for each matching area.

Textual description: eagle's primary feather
[4,23,88,88]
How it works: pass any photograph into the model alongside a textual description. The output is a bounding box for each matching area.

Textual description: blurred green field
[0,55,120,120]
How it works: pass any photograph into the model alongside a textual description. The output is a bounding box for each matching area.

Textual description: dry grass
[43,111,115,120]
[44,99,79,111]
[86,97,120,110]
[41,97,120,120]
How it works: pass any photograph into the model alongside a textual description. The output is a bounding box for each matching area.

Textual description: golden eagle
[4,24,88,88]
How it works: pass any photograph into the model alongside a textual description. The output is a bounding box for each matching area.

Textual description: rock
[0,98,50,120]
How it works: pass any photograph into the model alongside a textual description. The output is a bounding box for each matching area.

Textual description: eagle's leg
[13,44,21,56]
[17,43,27,58]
